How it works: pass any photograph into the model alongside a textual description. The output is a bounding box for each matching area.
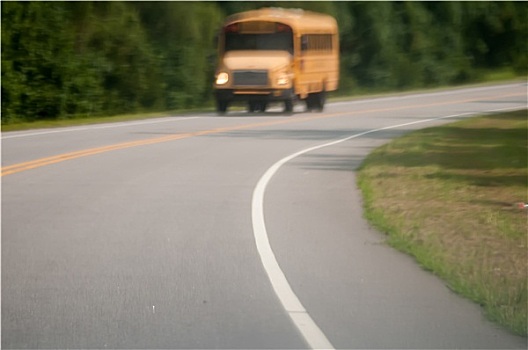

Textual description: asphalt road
[2,83,527,349]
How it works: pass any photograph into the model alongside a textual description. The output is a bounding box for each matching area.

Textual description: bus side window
[301,35,308,51]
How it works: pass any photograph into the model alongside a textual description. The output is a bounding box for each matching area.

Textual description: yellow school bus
[213,8,339,114]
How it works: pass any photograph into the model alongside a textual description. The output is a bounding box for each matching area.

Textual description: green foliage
[2,2,76,122]
[2,1,527,124]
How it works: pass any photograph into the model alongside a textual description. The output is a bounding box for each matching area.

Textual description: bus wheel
[316,91,326,112]
[248,102,258,113]
[284,99,294,114]
[305,95,316,111]
[217,99,228,115]
[306,91,325,112]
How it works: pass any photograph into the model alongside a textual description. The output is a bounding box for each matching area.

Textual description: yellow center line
[2,92,524,177]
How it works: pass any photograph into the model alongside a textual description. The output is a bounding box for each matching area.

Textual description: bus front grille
[233,70,268,86]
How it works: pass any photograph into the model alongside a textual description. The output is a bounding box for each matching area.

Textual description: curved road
[2,83,527,349]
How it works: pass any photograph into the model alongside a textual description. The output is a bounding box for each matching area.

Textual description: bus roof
[224,8,337,33]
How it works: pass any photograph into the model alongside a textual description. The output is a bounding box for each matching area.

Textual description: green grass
[480,67,521,82]
[0,107,215,132]
[357,109,528,336]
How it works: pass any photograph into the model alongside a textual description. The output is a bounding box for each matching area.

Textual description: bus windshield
[225,32,293,54]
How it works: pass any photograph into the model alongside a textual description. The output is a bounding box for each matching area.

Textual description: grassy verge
[357,110,527,336]
[0,107,215,132]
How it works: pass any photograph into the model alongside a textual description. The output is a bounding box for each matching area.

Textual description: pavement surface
[2,83,527,349]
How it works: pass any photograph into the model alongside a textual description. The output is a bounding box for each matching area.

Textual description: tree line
[2,1,526,124]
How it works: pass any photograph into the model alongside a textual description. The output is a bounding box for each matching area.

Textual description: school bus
[213,8,339,114]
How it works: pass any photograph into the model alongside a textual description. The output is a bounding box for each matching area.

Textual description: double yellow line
[2,91,524,177]
[1,114,326,177]
[2,134,187,177]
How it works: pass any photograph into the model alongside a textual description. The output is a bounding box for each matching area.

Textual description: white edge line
[1,116,201,139]
[251,109,526,349]
[5,82,524,140]
[331,82,526,108]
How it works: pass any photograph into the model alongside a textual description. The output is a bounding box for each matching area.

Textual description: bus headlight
[276,73,289,86]
[216,72,229,85]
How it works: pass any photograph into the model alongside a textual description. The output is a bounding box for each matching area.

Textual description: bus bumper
[215,88,295,103]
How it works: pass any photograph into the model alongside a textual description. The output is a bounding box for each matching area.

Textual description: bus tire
[306,91,325,112]
[315,90,326,112]
[284,99,294,114]
[217,99,228,115]
[305,94,316,111]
